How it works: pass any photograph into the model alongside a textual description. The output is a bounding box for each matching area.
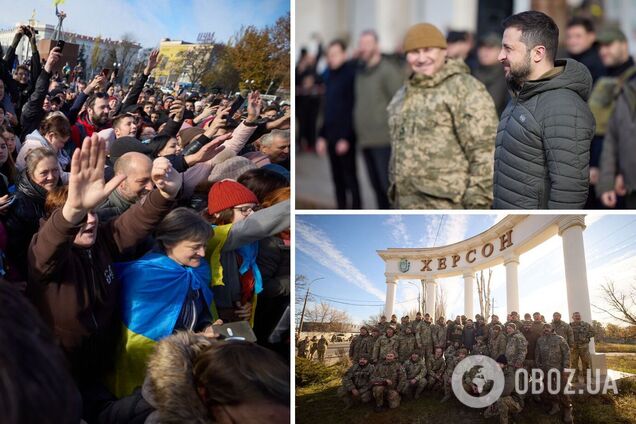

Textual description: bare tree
[117,33,139,83]
[362,311,386,329]
[174,43,215,87]
[90,35,102,75]
[593,280,636,326]
[476,269,493,320]
[304,301,352,332]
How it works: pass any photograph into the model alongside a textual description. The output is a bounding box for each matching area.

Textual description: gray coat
[598,76,636,195]
[493,59,595,209]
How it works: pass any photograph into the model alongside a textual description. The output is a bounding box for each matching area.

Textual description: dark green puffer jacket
[493,59,595,209]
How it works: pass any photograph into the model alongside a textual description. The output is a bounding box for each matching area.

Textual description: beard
[504,53,532,94]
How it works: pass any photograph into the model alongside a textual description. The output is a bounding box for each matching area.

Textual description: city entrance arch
[377,215,605,372]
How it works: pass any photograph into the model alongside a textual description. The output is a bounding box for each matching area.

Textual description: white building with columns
[377,215,606,374]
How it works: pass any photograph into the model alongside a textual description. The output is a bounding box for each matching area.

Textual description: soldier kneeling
[400,351,428,400]
[338,354,375,409]
[484,354,524,424]
[371,351,405,412]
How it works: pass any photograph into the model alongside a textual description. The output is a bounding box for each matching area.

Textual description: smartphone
[210,97,222,107]
[101,68,111,78]
[228,95,245,117]
[55,39,65,52]
[211,321,257,342]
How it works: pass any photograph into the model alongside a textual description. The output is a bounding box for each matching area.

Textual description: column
[463,272,474,319]
[558,216,605,373]
[384,278,398,318]
[504,255,520,314]
[558,216,593,322]
[424,279,437,318]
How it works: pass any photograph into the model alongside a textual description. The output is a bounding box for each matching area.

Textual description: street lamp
[297,276,324,337]
[405,280,422,314]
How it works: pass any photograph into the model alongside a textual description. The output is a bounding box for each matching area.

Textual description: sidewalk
[295,151,378,210]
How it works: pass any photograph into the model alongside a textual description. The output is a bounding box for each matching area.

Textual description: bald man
[96,152,153,221]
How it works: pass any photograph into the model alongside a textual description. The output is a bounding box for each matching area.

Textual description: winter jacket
[26,189,175,382]
[16,129,71,178]
[320,60,357,143]
[354,56,404,148]
[493,59,595,209]
[5,171,57,278]
[598,75,636,196]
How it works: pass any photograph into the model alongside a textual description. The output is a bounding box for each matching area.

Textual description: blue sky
[296,214,636,326]
[0,0,289,47]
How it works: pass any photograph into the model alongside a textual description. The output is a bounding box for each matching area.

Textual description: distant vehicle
[335,333,347,342]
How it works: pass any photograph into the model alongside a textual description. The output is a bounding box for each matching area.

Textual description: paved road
[298,341,351,365]
[295,151,378,209]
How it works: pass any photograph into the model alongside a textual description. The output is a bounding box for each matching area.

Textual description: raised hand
[62,134,126,225]
[85,74,106,94]
[206,106,230,134]
[151,157,182,200]
[44,47,63,74]
[169,100,185,121]
[246,91,262,122]
[144,49,161,75]
[184,134,228,165]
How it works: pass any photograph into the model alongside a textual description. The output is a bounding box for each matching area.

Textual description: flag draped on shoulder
[106,252,213,398]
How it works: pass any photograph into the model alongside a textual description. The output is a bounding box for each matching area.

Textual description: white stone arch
[377,215,605,373]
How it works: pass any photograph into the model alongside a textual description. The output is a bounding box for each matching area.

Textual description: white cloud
[296,220,385,300]
[384,215,414,247]
[441,214,470,245]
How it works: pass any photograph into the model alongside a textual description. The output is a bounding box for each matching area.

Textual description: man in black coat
[565,17,605,83]
[316,40,361,209]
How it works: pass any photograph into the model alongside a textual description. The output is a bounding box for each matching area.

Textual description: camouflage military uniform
[432,321,447,349]
[317,337,329,362]
[472,340,490,357]
[371,359,405,409]
[387,58,498,209]
[552,320,574,346]
[448,322,463,345]
[397,331,417,362]
[338,362,375,407]
[372,334,399,363]
[570,320,594,381]
[309,337,318,359]
[443,355,461,397]
[486,321,503,341]
[488,332,507,360]
[350,333,375,362]
[483,366,523,424]
[444,344,458,362]
[505,330,528,368]
[415,321,434,361]
[410,318,423,334]
[535,332,572,416]
[522,322,543,369]
[297,338,309,358]
[427,355,446,390]
[376,321,389,336]
[400,358,428,399]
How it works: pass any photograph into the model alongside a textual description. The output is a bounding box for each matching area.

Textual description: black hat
[109,136,153,163]
[496,354,508,365]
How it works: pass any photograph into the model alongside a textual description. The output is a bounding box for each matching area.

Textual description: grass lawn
[596,343,636,353]
[296,359,636,424]
[606,355,636,374]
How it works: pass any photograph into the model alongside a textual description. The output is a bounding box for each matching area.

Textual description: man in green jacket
[388,23,498,209]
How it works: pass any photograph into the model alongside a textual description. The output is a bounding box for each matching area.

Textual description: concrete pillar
[424,279,437,319]
[558,216,606,374]
[504,255,520,314]
[463,272,474,319]
[384,278,398,318]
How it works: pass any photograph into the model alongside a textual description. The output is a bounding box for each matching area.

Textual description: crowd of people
[331,310,595,423]
[0,24,291,424]
[297,10,636,210]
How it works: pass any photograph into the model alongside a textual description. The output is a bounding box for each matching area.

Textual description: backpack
[588,66,636,135]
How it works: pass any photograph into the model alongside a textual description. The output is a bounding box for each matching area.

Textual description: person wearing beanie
[204,180,290,326]
[208,156,257,183]
[387,22,498,209]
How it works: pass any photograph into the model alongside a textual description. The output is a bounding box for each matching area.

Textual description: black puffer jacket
[493,59,595,209]
[5,171,52,278]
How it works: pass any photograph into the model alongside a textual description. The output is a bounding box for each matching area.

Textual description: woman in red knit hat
[205,179,290,326]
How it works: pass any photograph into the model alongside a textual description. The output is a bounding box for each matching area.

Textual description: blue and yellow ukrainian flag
[106,252,212,398]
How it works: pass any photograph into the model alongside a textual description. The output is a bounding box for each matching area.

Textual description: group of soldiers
[297,334,330,362]
[337,311,595,423]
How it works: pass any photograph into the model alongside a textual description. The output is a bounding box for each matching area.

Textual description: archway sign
[377,215,605,374]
